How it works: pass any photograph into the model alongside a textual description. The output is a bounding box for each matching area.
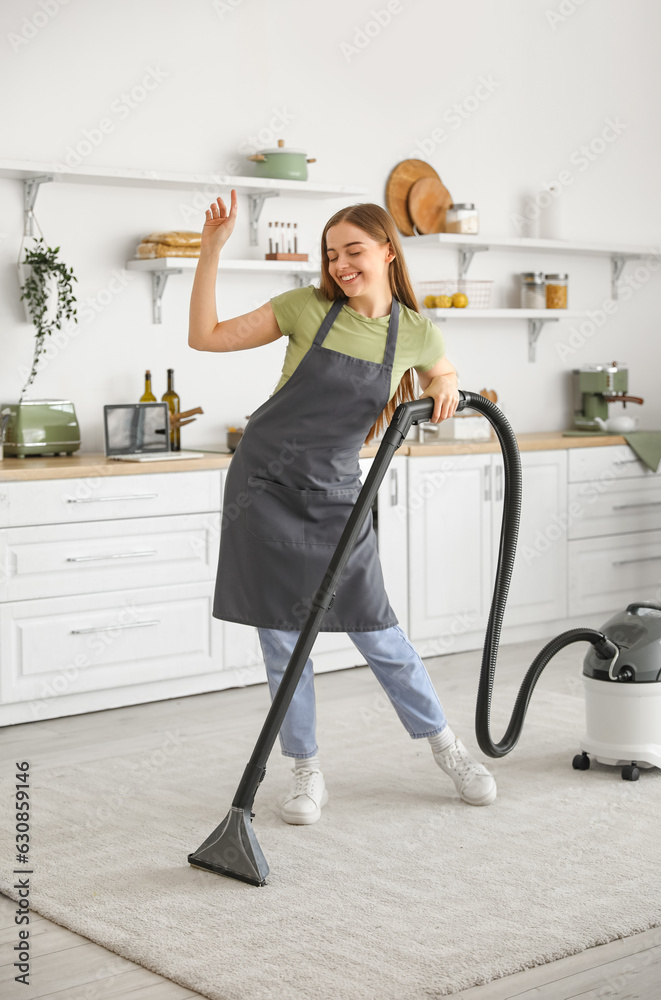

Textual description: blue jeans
[257,624,448,758]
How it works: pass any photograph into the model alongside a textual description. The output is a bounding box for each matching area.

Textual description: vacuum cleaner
[188,391,661,886]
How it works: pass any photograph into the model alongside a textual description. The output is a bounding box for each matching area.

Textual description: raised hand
[201,190,238,254]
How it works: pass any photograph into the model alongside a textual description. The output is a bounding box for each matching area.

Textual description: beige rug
[1,642,660,1000]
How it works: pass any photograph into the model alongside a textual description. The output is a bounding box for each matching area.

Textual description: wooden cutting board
[407,176,453,234]
[385,159,441,236]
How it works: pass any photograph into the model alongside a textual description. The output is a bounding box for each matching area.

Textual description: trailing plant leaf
[18,237,78,401]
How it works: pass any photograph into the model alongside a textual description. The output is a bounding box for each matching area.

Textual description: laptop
[104,403,205,461]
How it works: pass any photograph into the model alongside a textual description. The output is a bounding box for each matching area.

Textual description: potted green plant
[17,237,78,400]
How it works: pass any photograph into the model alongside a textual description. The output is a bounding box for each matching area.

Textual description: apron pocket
[245,475,360,545]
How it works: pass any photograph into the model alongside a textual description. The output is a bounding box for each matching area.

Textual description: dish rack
[418,279,493,309]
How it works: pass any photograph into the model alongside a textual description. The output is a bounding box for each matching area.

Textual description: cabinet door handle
[483,466,491,501]
[390,469,398,506]
[614,458,641,465]
[66,550,158,563]
[612,501,661,511]
[70,619,160,635]
[612,555,661,566]
[495,466,503,502]
[66,493,158,504]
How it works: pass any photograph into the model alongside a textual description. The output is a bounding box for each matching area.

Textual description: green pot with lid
[247,139,316,181]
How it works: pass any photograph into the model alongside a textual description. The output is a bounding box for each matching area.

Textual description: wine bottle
[161,368,181,451]
[140,369,156,402]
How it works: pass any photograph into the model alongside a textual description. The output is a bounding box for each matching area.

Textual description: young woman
[189,191,496,824]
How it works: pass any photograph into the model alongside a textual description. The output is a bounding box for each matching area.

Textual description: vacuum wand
[187,393,447,884]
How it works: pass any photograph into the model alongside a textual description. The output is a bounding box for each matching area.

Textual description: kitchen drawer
[568,530,661,618]
[568,445,656,484]
[0,512,221,602]
[0,581,222,705]
[0,469,221,528]
[568,476,661,539]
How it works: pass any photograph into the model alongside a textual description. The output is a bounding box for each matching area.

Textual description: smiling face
[325,221,395,298]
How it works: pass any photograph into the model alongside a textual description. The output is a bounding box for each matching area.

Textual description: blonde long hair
[318,203,421,446]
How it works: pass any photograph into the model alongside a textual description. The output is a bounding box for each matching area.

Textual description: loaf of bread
[136,242,201,258]
[142,231,202,247]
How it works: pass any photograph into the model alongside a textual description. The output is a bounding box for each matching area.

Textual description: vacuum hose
[456,391,619,757]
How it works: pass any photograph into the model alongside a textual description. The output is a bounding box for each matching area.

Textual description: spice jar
[545,273,568,309]
[520,272,546,309]
[445,203,479,235]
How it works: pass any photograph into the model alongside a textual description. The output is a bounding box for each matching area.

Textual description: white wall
[1,0,660,450]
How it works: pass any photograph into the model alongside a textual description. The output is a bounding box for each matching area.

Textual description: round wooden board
[385,159,441,236]
[407,176,453,234]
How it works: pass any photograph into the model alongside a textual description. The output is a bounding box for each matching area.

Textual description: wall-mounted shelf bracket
[458,245,489,277]
[528,316,558,362]
[23,174,53,236]
[292,270,320,288]
[610,254,641,299]
[151,268,182,324]
[249,191,280,246]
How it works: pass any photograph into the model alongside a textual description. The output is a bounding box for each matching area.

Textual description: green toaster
[0,399,81,457]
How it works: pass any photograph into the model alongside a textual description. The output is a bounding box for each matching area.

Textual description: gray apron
[212,293,400,632]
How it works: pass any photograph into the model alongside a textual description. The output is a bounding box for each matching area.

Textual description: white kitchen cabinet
[566,445,661,616]
[408,450,567,651]
[408,453,493,651]
[0,469,221,528]
[0,512,219,602]
[491,450,568,626]
[0,466,227,725]
[0,582,222,706]
[568,529,661,617]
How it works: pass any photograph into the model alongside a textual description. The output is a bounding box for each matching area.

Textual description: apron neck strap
[313,294,401,369]
[312,296,346,348]
[382,297,400,369]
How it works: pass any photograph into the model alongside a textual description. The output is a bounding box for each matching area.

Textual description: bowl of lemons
[418,280,492,310]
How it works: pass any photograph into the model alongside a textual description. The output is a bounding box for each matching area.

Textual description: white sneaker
[281,766,329,825]
[433,738,497,806]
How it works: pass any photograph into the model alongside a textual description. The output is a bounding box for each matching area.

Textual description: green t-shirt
[268,284,445,401]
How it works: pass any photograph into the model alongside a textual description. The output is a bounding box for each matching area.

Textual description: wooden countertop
[0,432,628,482]
[402,430,628,456]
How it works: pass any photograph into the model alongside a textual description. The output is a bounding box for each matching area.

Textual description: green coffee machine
[572,363,644,432]
[0,399,80,457]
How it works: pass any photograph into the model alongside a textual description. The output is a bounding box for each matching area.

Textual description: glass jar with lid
[545,273,568,309]
[519,272,546,309]
[445,203,479,234]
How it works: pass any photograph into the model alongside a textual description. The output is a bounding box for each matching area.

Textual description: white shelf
[125,256,321,323]
[422,308,583,320]
[402,232,650,258]
[0,157,368,198]
[126,257,321,274]
[1,157,366,253]
[403,231,650,303]
[422,307,584,363]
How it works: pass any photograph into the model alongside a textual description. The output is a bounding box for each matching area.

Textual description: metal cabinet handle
[612,501,661,511]
[66,493,158,503]
[495,466,503,502]
[613,458,640,465]
[390,469,398,506]
[612,555,661,566]
[483,465,491,501]
[70,619,160,635]
[66,550,157,563]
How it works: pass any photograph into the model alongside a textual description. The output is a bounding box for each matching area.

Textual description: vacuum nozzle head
[188,806,269,886]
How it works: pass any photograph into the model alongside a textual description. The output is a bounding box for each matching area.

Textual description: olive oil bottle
[140,369,156,402]
[161,368,180,451]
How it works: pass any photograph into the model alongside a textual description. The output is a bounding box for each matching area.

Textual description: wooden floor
[1,644,660,1000]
